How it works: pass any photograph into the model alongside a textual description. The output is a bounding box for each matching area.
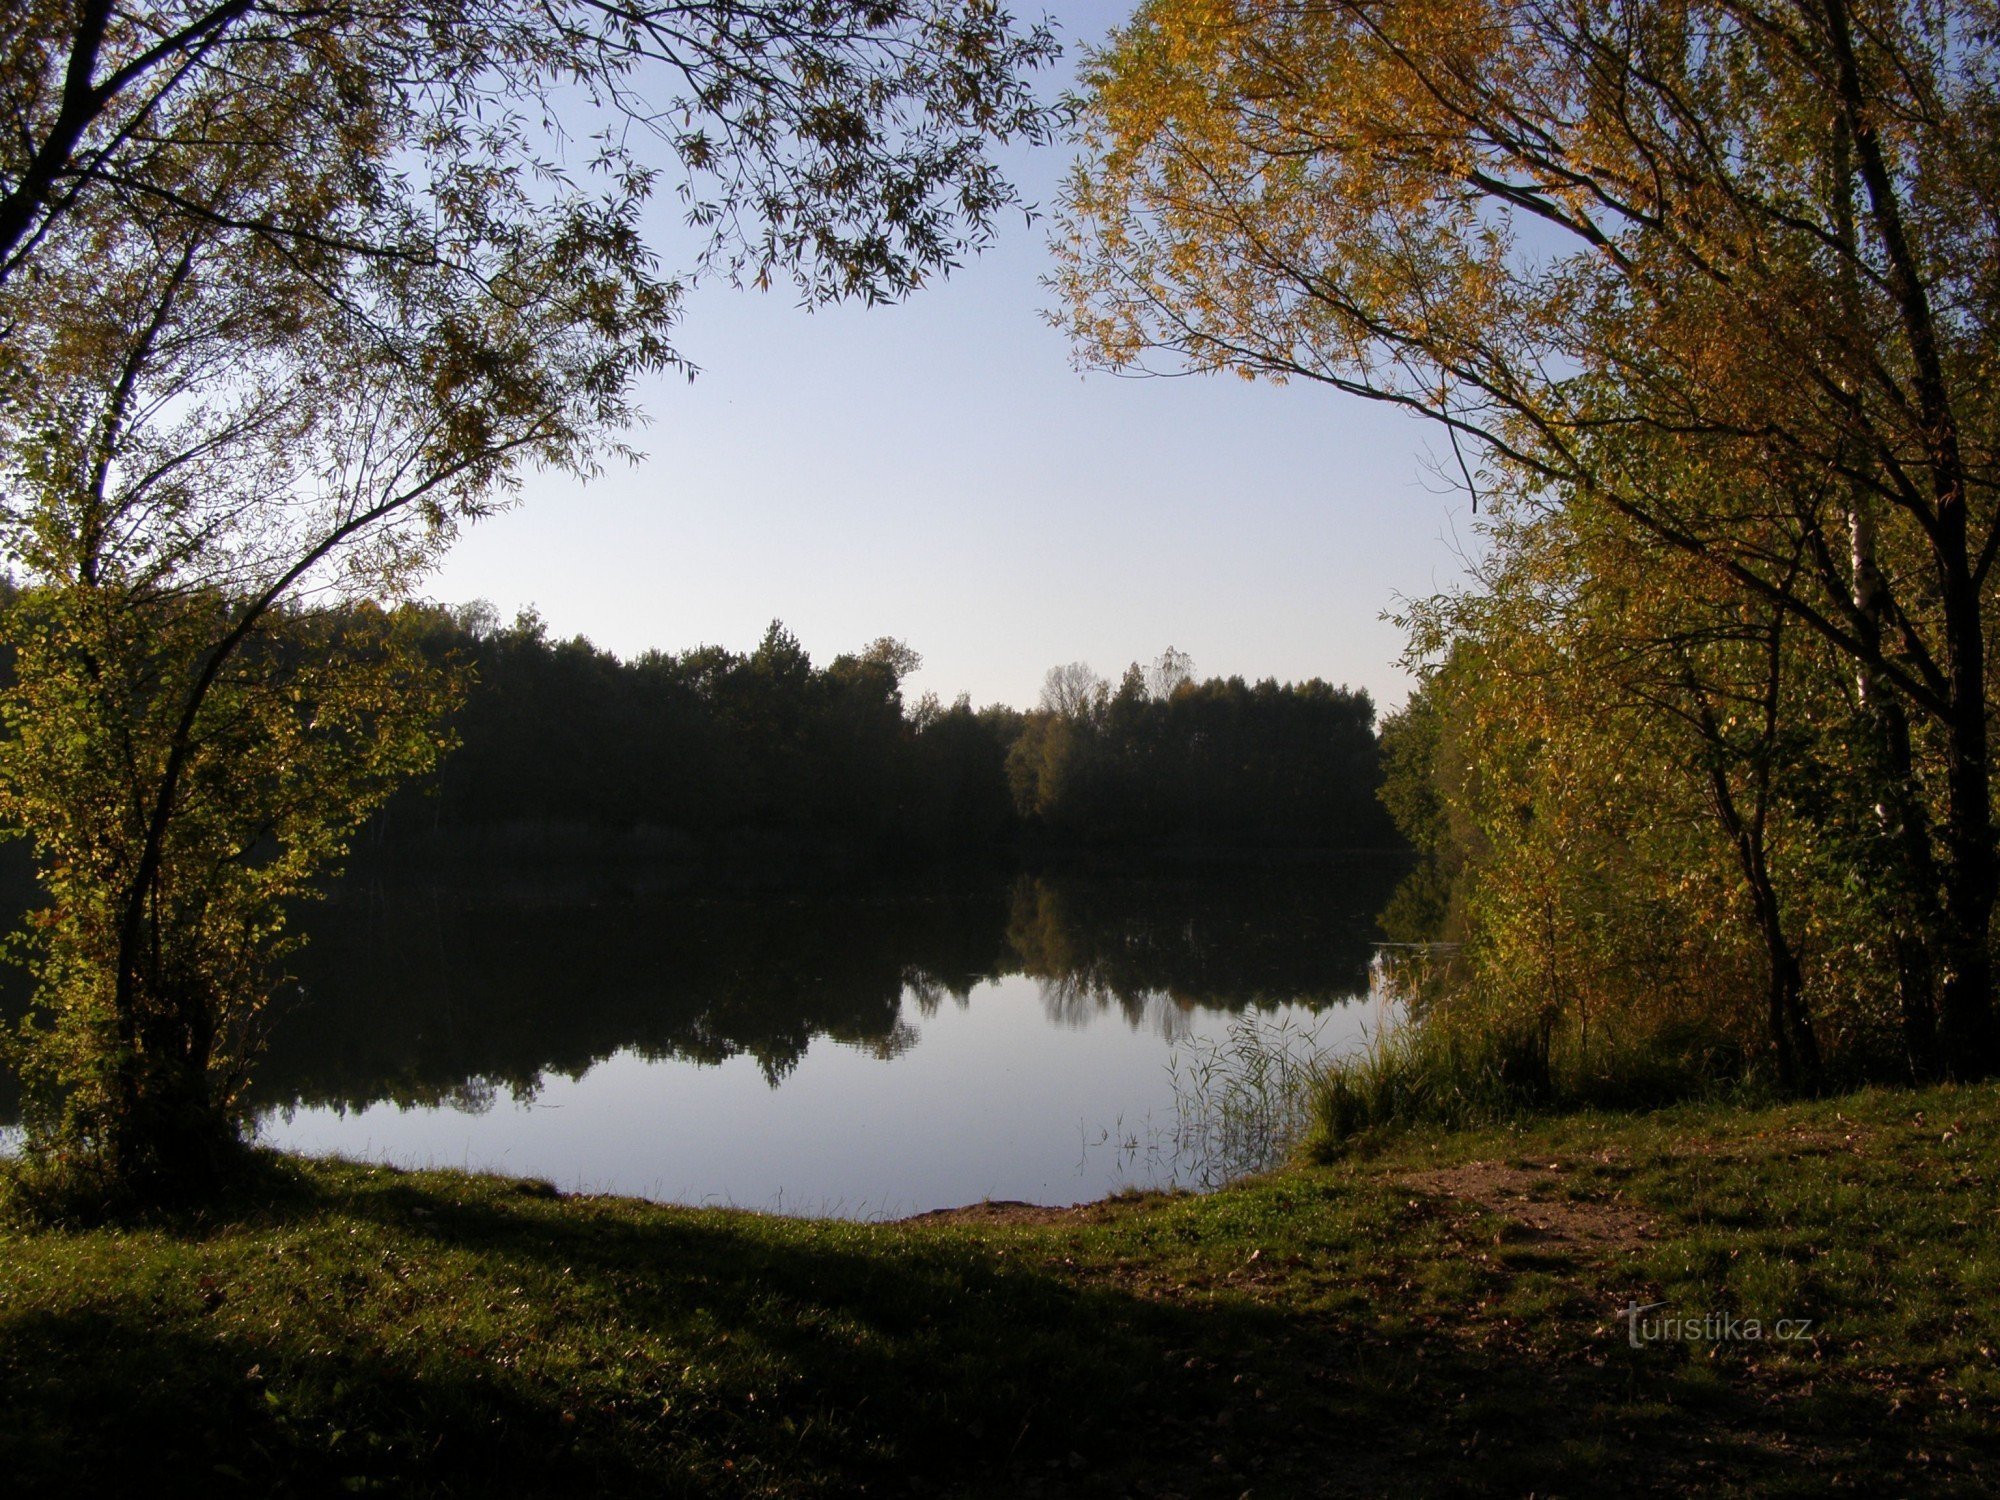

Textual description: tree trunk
[1934,544,1998,1076]
[1850,528,1944,1079]
[1833,104,1944,1080]
[1702,750,1820,1089]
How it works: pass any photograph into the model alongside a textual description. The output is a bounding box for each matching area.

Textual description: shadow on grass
[0,1164,1972,1498]
[0,1302,610,1496]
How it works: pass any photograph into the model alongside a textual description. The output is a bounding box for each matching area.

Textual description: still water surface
[13,862,1407,1216]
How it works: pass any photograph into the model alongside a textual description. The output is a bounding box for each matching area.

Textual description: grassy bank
[1302,1012,1762,1153]
[3,1086,1998,1496]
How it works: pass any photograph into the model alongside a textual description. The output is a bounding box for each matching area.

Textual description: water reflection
[251,863,1397,1117]
[1005,872,1379,1039]
[0,858,1407,1210]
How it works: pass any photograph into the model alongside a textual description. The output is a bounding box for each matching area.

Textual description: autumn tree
[1392,476,1847,1084]
[1056,0,2000,1077]
[0,0,1060,1194]
[1039,661,1109,721]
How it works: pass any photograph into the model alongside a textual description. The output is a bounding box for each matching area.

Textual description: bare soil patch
[1402,1160,1655,1252]
[898,1199,1079,1226]
[898,1189,1186,1228]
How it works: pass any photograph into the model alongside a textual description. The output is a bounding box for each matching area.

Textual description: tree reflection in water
[0,858,1406,1126]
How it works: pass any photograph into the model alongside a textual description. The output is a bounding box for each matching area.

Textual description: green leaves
[0,0,1062,1195]
[0,585,461,1186]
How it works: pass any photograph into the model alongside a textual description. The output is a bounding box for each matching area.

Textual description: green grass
[3,1085,1999,1496]
[1303,1012,1757,1153]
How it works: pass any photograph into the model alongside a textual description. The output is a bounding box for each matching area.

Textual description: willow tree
[0,0,1059,1195]
[1055,0,2000,1077]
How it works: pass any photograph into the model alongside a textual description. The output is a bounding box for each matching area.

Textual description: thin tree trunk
[1831,105,1943,1079]
[1934,546,1998,1076]
[1687,634,1821,1089]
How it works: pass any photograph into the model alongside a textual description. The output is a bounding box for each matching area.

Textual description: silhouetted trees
[1006,650,1396,850]
[355,618,1400,870]
[366,610,1002,867]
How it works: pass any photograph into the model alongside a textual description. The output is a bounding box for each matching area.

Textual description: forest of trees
[1060,0,2000,1093]
[351,604,1399,875]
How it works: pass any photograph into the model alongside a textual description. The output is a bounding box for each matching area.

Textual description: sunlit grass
[1305,1009,1760,1158]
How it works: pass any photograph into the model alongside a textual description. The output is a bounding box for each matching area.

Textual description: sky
[425,0,1479,716]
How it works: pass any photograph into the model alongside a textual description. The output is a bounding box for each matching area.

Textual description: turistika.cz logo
[1617,1301,1815,1349]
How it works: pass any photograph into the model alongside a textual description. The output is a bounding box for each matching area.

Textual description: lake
[6,859,1407,1216]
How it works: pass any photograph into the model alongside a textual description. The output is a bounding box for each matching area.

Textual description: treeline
[371,605,1013,862]
[351,604,1397,869]
[1006,656,1390,848]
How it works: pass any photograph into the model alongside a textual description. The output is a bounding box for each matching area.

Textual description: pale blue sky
[427,1,1476,715]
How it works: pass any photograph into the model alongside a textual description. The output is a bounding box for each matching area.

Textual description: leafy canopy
[0,0,1062,1195]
